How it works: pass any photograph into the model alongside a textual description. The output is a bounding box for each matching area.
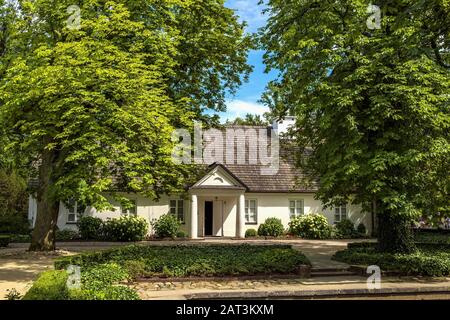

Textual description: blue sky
[213,0,277,123]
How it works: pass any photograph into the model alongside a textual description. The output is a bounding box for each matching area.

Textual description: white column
[237,193,245,238]
[190,194,198,239]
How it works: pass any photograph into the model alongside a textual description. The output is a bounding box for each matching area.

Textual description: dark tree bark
[29,141,60,251]
[377,207,416,253]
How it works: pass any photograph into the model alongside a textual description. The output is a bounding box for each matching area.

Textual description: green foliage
[55,229,80,241]
[357,223,367,235]
[151,214,181,239]
[334,246,450,277]
[245,229,258,238]
[23,271,69,300]
[226,114,269,126]
[0,235,10,247]
[257,218,285,237]
[414,231,450,245]
[0,170,28,217]
[335,219,357,239]
[9,234,31,243]
[176,230,188,238]
[0,214,30,235]
[54,245,311,278]
[289,214,332,239]
[23,265,139,300]
[78,216,103,240]
[261,0,450,252]
[103,216,148,242]
[0,0,251,250]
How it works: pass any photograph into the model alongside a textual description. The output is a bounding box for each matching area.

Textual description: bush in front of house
[103,216,148,242]
[176,230,188,238]
[54,244,311,279]
[55,229,80,241]
[335,219,357,238]
[333,245,450,277]
[257,218,285,237]
[289,214,332,239]
[245,229,258,238]
[0,235,11,247]
[150,214,181,239]
[78,216,103,240]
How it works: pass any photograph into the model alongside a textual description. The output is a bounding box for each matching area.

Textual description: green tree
[0,0,251,251]
[261,0,450,252]
[226,113,269,126]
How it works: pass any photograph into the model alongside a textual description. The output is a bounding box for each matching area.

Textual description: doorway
[204,201,214,236]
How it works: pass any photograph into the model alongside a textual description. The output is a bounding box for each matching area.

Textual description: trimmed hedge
[54,244,311,278]
[0,235,10,247]
[245,229,257,238]
[23,265,139,300]
[333,246,450,277]
[257,218,285,237]
[23,271,69,300]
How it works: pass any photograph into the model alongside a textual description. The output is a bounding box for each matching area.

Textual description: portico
[188,163,248,239]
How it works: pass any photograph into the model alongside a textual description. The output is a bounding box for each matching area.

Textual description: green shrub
[54,244,311,278]
[245,229,258,238]
[335,219,356,238]
[56,229,79,241]
[151,214,181,239]
[333,246,450,277]
[257,218,284,237]
[24,265,139,300]
[357,223,367,235]
[103,216,148,242]
[0,215,30,235]
[0,235,11,247]
[176,230,188,238]
[123,260,147,280]
[23,271,69,300]
[78,216,103,240]
[10,234,31,243]
[289,214,332,239]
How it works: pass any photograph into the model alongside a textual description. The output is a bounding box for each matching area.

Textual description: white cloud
[218,99,269,122]
[226,0,267,33]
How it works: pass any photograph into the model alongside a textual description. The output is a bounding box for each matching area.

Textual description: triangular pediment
[192,164,246,189]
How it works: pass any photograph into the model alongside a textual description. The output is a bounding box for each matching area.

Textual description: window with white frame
[67,199,86,223]
[245,199,258,224]
[334,204,347,223]
[170,199,185,223]
[121,200,137,216]
[289,199,304,218]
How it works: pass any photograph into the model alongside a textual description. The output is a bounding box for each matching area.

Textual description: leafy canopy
[260,0,450,219]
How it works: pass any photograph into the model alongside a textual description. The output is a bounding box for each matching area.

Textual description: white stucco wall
[28,192,372,236]
[243,193,372,234]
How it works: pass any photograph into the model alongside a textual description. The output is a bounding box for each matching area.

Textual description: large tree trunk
[29,142,60,252]
[377,208,416,253]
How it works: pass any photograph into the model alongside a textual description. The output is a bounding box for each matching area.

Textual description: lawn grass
[54,244,311,279]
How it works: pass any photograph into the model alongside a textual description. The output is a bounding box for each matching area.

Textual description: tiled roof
[193,125,319,193]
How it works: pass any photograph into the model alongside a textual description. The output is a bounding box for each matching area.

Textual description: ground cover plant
[54,244,311,279]
[333,245,450,277]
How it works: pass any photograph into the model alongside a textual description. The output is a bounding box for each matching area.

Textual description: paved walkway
[0,239,364,299]
[133,276,450,300]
